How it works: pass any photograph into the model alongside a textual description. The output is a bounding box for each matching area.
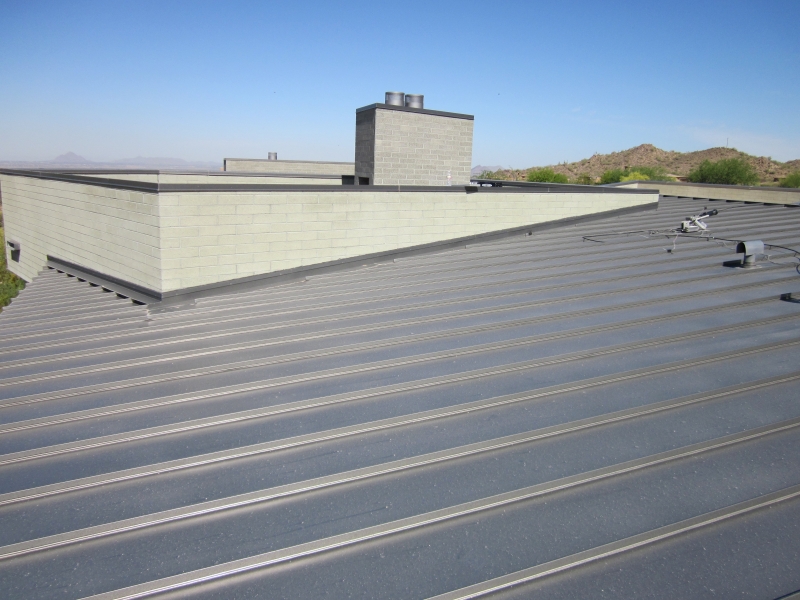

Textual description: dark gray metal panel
[489,494,800,600]
[0,196,799,599]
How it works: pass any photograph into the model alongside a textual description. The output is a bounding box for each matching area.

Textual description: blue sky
[1,0,798,167]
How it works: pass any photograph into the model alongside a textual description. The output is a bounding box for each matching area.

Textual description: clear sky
[1,0,798,167]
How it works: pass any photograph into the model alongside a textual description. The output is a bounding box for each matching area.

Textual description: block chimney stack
[354,93,473,186]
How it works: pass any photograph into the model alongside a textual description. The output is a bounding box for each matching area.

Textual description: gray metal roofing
[0,195,799,599]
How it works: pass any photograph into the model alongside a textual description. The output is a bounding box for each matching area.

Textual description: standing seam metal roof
[0,196,799,599]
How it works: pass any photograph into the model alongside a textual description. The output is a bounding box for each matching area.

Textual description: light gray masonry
[224,159,354,176]
[0,171,655,294]
[355,104,474,186]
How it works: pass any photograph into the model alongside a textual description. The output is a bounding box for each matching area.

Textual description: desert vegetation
[686,158,759,186]
[478,144,800,186]
[0,210,25,310]
[597,165,674,184]
[525,168,568,183]
[779,171,800,188]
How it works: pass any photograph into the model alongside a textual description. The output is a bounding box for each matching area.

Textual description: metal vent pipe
[735,240,764,267]
[405,94,424,109]
[268,152,277,161]
[385,91,405,106]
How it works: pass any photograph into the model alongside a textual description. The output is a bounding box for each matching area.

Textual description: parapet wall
[613,180,800,205]
[224,159,354,176]
[1,170,657,299]
[0,173,162,290]
[157,187,654,292]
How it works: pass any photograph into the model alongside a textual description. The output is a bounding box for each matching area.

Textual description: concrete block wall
[157,189,652,291]
[1,171,656,295]
[0,174,161,289]
[159,173,343,185]
[224,159,355,176]
[85,172,344,186]
[355,105,474,186]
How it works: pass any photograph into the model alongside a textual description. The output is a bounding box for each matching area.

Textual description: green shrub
[620,171,650,182]
[572,173,594,185]
[0,226,25,310]
[599,169,625,184]
[686,158,759,185]
[779,171,800,188]
[526,168,568,184]
[626,165,673,181]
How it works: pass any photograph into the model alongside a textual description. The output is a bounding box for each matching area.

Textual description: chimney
[354,92,474,186]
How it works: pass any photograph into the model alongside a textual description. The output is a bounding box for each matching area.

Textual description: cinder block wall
[64,173,343,185]
[0,174,161,289]
[1,172,656,295]
[157,189,652,291]
[355,105,474,186]
[224,159,355,176]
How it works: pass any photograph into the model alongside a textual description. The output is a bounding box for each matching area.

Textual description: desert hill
[483,144,799,183]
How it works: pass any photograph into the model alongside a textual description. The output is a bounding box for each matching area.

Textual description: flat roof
[1,196,799,598]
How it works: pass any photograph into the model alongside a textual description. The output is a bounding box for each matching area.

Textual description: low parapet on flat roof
[608,179,800,206]
[0,169,658,194]
[223,158,355,165]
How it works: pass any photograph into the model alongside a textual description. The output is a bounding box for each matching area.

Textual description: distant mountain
[486,144,800,184]
[51,152,93,164]
[471,165,504,176]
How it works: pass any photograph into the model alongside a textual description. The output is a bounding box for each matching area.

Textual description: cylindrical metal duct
[268,152,277,161]
[405,94,424,109]
[385,91,405,106]
[735,240,764,267]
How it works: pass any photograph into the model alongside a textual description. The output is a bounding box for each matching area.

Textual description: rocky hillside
[484,144,800,183]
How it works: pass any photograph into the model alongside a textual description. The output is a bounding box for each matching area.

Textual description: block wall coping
[355,103,474,121]
[224,159,355,165]
[0,170,655,195]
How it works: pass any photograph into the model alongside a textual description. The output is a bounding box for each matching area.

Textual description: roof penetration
[0,196,799,599]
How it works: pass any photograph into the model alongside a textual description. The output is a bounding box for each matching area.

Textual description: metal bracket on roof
[780,293,800,304]
[6,239,20,262]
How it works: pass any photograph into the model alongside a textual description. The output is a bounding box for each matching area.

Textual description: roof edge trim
[1,170,657,194]
[355,103,474,120]
[45,256,162,303]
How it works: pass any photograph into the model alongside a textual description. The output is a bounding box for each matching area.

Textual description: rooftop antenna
[680,208,718,233]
